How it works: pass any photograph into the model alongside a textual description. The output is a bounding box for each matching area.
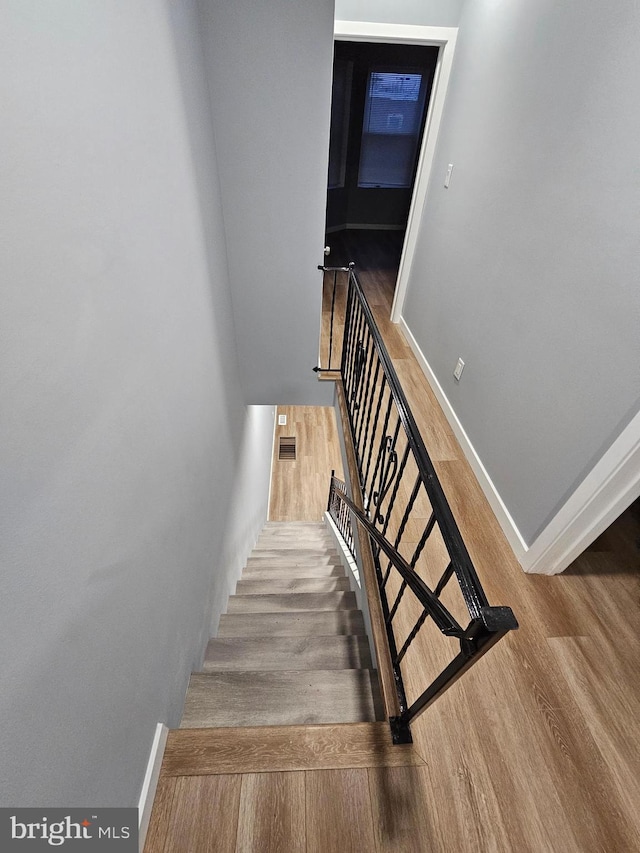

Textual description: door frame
[521,410,640,574]
[334,21,458,322]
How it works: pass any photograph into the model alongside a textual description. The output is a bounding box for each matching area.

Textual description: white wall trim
[333,22,458,327]
[266,406,277,522]
[138,722,168,853]
[521,410,640,574]
[399,317,528,559]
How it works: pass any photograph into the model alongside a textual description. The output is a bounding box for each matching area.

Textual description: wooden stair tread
[255,540,333,546]
[218,610,366,637]
[247,550,340,561]
[240,564,346,579]
[162,722,424,776]
[180,670,383,728]
[226,591,357,613]
[256,532,333,541]
[203,636,372,671]
[235,577,350,594]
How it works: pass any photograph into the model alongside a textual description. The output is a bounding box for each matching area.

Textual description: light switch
[453,358,465,381]
[445,163,454,188]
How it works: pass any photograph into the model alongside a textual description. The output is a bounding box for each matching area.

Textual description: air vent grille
[278,436,296,461]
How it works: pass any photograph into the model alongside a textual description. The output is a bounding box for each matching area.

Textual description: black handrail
[321,264,518,743]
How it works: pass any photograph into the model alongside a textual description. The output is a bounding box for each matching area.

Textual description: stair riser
[246,556,341,567]
[181,670,382,728]
[248,551,340,558]
[236,578,350,594]
[255,536,333,544]
[241,566,346,579]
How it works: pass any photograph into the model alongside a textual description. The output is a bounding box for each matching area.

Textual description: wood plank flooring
[146,230,640,852]
[268,405,344,522]
[161,723,424,776]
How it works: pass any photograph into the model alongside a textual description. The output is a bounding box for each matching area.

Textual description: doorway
[325,41,438,289]
[328,22,458,325]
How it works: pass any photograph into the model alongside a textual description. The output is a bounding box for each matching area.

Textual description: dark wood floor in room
[145,230,640,852]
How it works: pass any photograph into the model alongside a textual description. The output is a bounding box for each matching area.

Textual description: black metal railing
[327,472,355,556]
[322,264,518,743]
[317,264,350,371]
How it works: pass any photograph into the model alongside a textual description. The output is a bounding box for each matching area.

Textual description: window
[358,70,428,188]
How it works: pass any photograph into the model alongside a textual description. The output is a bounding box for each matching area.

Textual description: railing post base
[389,716,413,745]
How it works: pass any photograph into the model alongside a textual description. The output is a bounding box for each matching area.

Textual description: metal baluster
[327,269,338,369]
[358,357,381,477]
[381,458,416,588]
[347,299,365,398]
[386,510,437,621]
[352,341,368,414]
[395,608,430,665]
[366,394,394,511]
[350,300,367,405]
[372,418,401,525]
[407,510,437,570]
[434,562,455,597]
[341,279,358,401]
[362,374,387,494]
[387,580,409,625]
[354,326,376,447]
[379,440,410,539]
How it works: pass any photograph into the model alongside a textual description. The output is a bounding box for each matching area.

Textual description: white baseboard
[138,722,168,853]
[398,316,528,562]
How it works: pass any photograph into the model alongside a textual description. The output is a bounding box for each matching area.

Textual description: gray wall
[198,0,336,405]
[213,405,276,638]
[335,0,465,28]
[402,0,640,543]
[0,0,268,807]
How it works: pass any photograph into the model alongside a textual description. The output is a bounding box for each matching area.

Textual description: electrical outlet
[278,414,287,426]
[453,358,465,381]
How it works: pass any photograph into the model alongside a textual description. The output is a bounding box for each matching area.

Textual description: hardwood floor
[268,405,344,522]
[145,230,640,852]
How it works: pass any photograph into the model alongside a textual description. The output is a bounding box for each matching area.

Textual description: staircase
[180,521,382,728]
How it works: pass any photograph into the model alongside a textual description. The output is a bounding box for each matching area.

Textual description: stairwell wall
[335,0,465,28]
[212,404,276,640]
[0,0,267,808]
[197,0,336,406]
